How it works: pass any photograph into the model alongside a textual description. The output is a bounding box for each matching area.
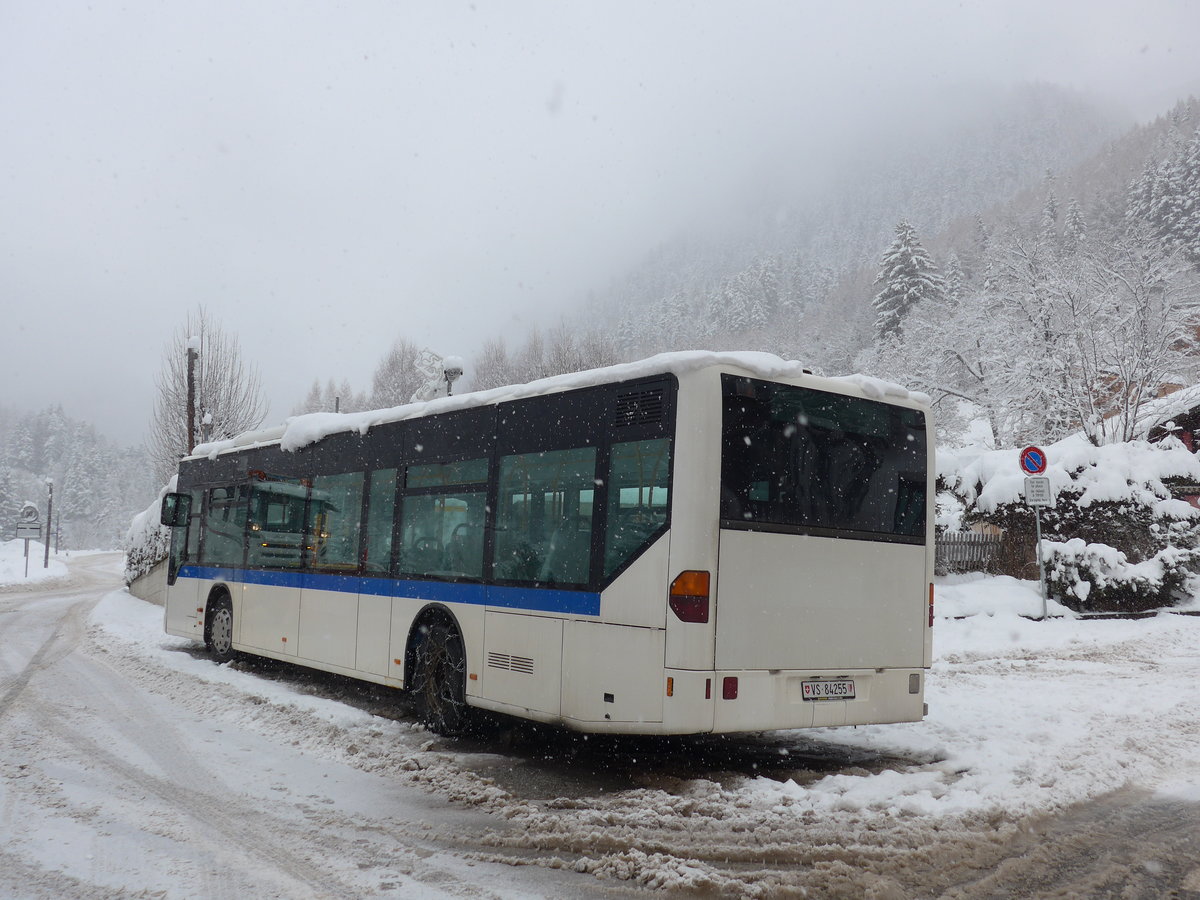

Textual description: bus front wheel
[205,594,235,664]
[413,622,470,736]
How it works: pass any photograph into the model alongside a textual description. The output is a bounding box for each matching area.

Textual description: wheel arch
[404,603,465,688]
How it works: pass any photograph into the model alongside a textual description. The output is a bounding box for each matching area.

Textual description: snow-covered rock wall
[124,479,174,586]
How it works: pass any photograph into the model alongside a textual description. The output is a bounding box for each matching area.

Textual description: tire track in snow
[0,848,132,900]
[30,715,355,900]
[0,596,95,720]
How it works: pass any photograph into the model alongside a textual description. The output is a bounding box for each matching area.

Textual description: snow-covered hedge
[940,433,1200,610]
[124,480,173,586]
[1042,538,1197,613]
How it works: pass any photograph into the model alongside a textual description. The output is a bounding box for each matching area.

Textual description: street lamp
[443,356,464,397]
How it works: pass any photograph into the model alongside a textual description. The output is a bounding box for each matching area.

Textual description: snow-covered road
[0,553,628,899]
[3,548,1200,898]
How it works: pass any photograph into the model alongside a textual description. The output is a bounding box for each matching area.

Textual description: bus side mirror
[160,492,192,527]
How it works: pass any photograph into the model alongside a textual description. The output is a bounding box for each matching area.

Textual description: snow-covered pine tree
[1064,197,1087,247]
[659,290,692,346]
[1039,171,1060,242]
[0,465,19,539]
[943,252,966,306]
[1127,124,1200,267]
[871,221,945,339]
[719,275,751,335]
[1175,128,1200,265]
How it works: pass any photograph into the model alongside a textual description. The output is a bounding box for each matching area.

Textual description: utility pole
[43,478,53,569]
[186,337,199,453]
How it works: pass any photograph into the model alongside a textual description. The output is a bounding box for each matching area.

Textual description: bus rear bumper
[706,666,927,734]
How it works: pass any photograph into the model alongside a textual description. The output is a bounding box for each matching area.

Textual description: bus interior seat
[539,516,591,584]
[407,536,443,575]
[446,523,484,576]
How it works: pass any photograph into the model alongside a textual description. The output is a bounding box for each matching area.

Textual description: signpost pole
[1019,446,1052,620]
[1035,505,1048,620]
[24,538,30,579]
[43,480,53,570]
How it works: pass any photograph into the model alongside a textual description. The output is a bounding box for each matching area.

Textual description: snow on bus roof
[189,351,929,460]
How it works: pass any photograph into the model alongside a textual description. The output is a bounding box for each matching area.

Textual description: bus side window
[604,438,671,578]
[363,469,398,575]
[397,492,485,579]
[306,472,364,571]
[247,480,307,569]
[200,485,249,567]
[495,447,597,586]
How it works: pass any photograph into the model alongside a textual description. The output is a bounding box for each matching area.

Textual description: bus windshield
[720,375,927,542]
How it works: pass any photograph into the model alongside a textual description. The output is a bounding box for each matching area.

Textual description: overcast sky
[2,1,1198,445]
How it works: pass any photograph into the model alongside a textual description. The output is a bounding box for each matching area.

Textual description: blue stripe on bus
[176,565,601,617]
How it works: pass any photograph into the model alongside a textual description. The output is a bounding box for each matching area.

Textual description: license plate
[801,679,855,701]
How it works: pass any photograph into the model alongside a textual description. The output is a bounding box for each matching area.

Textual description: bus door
[241,480,302,656]
[164,489,204,639]
[296,472,365,669]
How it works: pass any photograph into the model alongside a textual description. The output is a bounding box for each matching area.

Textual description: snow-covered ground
[0,539,70,590]
[4,544,1200,897]
[93,571,1200,821]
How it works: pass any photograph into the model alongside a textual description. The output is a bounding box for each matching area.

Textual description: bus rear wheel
[413,622,470,736]
[205,594,235,664]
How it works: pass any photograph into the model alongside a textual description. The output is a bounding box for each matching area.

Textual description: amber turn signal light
[669,570,710,623]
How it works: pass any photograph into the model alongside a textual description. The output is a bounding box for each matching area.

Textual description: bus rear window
[720,375,926,542]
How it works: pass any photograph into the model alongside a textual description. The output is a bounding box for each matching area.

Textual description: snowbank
[935,572,1072,618]
[0,539,70,589]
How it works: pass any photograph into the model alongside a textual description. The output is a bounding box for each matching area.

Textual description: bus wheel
[413,622,470,736]
[205,594,235,664]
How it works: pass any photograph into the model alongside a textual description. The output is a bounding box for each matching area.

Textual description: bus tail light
[929,583,935,627]
[669,570,710,623]
[722,677,738,700]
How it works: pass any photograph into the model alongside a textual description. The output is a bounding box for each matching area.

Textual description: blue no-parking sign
[1019,446,1047,475]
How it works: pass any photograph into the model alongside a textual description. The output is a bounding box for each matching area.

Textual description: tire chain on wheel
[414,622,470,736]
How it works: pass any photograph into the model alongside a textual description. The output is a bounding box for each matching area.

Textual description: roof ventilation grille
[612,388,665,428]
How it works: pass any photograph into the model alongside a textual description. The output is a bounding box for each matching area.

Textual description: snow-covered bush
[940,433,1200,610]
[124,480,173,586]
[1043,538,1196,613]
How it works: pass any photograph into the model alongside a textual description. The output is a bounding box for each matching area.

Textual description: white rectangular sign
[1024,476,1053,507]
[15,523,42,540]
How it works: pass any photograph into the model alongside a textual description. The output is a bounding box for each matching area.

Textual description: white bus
[160,352,934,735]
